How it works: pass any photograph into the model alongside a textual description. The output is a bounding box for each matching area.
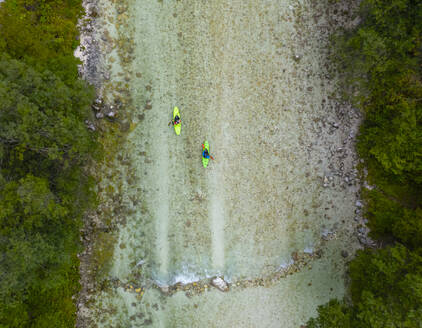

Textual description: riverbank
[77,0,364,327]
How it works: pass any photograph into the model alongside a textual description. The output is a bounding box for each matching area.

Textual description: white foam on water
[278,259,295,271]
[172,272,201,285]
[153,265,218,286]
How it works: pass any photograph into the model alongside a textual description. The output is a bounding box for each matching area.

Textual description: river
[77,0,362,327]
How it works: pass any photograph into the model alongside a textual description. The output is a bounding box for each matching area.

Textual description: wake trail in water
[209,172,225,272]
[156,162,169,278]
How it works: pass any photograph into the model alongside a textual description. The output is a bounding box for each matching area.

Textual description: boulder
[211,277,229,292]
[106,111,116,118]
[160,286,169,294]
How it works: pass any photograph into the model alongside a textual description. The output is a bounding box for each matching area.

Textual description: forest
[308,0,422,327]
[0,0,98,326]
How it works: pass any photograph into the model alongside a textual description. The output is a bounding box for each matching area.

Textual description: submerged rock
[293,54,302,62]
[160,286,169,294]
[211,277,229,292]
[136,259,145,267]
[323,176,329,187]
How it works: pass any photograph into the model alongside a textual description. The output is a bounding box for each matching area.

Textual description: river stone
[160,286,169,294]
[107,111,116,118]
[85,120,96,131]
[211,277,229,292]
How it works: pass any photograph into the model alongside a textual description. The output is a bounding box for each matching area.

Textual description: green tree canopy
[0,55,96,166]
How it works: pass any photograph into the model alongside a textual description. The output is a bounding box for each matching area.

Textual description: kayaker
[168,115,181,126]
[174,115,181,125]
[202,144,214,160]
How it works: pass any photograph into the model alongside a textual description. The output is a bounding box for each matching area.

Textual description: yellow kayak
[202,141,209,168]
[173,106,181,135]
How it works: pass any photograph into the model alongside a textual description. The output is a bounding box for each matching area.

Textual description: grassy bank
[308,0,422,327]
[0,0,98,326]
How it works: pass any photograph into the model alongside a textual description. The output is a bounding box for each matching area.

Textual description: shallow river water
[78,0,362,327]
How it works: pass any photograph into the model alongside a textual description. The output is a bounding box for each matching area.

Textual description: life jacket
[203,150,210,159]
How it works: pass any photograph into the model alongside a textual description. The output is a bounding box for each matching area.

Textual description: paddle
[169,119,181,126]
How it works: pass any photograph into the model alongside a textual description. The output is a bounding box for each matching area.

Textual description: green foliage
[364,189,422,249]
[309,246,422,328]
[0,0,83,83]
[0,0,97,326]
[307,299,352,328]
[393,207,422,250]
[0,55,96,165]
[357,72,422,186]
[338,0,422,187]
[351,245,422,327]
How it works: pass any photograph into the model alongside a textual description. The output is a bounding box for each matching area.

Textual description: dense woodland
[0,0,98,326]
[308,0,422,327]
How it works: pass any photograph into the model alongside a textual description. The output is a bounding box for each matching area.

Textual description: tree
[307,299,352,328]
